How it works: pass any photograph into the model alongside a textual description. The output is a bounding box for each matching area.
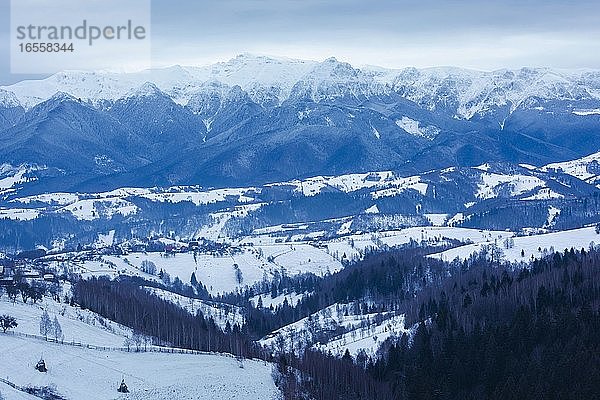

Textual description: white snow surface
[543,151,600,184]
[0,295,280,400]
[0,208,41,221]
[266,171,395,197]
[0,296,131,347]
[395,117,439,140]
[79,243,341,296]
[572,108,600,115]
[431,226,599,262]
[315,314,412,358]
[0,165,40,196]
[370,175,428,198]
[0,335,280,400]
[377,226,511,248]
[476,173,545,199]
[520,187,564,201]
[259,302,411,357]
[59,198,138,220]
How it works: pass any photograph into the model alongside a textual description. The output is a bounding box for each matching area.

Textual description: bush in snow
[0,314,18,333]
[23,385,65,399]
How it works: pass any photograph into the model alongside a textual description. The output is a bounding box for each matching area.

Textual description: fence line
[1,330,236,358]
[0,376,19,390]
[0,376,52,400]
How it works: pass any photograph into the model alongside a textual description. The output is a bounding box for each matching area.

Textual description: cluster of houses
[0,263,56,286]
[0,236,242,287]
[86,237,233,256]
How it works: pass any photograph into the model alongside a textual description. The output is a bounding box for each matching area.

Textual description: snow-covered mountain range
[0,54,599,251]
[1,54,599,193]
[4,54,600,117]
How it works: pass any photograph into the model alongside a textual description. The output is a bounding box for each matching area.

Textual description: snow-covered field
[431,226,600,262]
[256,243,342,275]
[0,335,280,400]
[475,171,544,200]
[0,296,131,347]
[0,295,280,400]
[543,150,600,185]
[47,256,151,281]
[108,251,267,296]
[322,227,512,261]
[64,242,341,296]
[377,227,511,247]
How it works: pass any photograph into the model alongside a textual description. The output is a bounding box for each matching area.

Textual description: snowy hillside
[146,287,245,329]
[543,151,600,186]
[54,242,341,296]
[259,302,411,358]
[37,225,512,297]
[0,295,132,347]
[0,292,280,400]
[314,314,413,358]
[0,164,41,196]
[431,226,600,262]
[0,335,280,400]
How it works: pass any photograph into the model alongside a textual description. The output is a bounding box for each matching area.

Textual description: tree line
[71,276,263,359]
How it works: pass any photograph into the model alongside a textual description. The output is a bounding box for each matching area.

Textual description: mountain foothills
[0,55,600,400]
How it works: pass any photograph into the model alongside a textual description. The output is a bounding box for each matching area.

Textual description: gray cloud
[1,0,599,84]
[147,0,600,70]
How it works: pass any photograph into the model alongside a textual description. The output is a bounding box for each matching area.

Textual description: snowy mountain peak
[288,57,382,101]
[126,81,165,98]
[49,91,79,103]
[310,57,362,79]
[0,89,21,108]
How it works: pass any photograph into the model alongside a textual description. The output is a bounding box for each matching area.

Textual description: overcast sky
[2,0,600,84]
